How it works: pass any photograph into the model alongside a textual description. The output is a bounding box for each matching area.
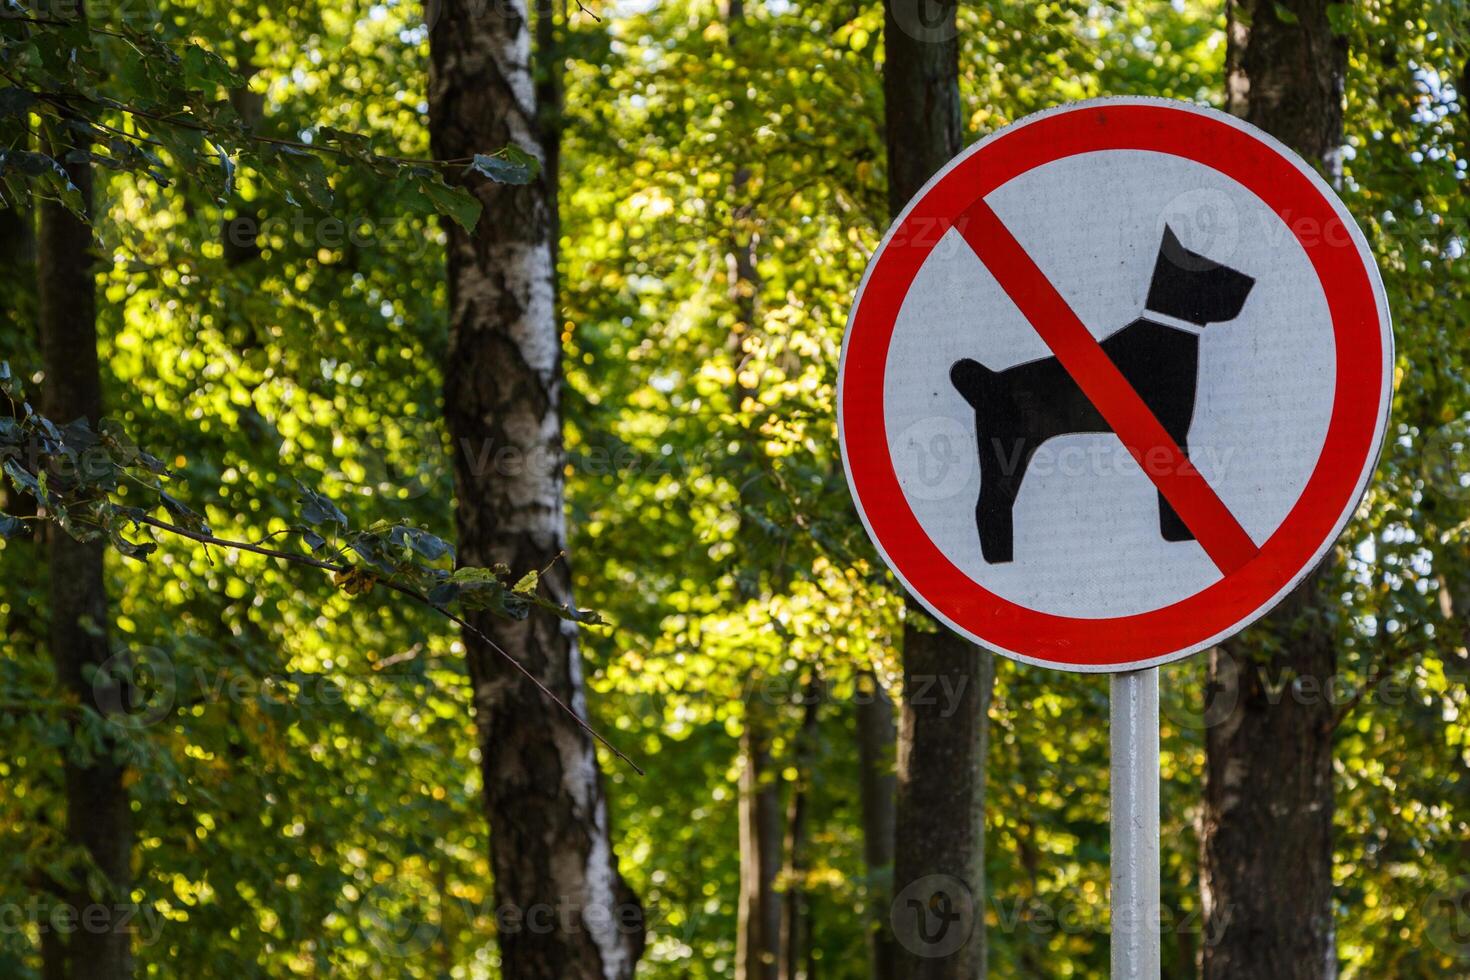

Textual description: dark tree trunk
[428,2,643,977]
[533,0,562,266]
[882,0,962,220]
[855,670,897,980]
[221,77,265,270]
[738,697,784,980]
[1202,6,1348,978]
[883,2,994,976]
[893,616,994,978]
[780,676,823,980]
[37,65,133,980]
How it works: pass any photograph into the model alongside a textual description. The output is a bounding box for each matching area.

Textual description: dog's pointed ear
[950,358,991,407]
[1159,224,1205,269]
[1162,223,1183,255]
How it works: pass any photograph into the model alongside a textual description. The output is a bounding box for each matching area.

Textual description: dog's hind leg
[1158,492,1193,542]
[1157,439,1195,542]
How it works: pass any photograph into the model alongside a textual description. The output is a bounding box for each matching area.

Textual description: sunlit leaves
[1,13,512,230]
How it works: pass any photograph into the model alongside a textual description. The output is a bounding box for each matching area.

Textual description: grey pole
[1110,667,1161,978]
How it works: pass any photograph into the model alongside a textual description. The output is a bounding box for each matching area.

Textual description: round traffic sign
[838,98,1393,672]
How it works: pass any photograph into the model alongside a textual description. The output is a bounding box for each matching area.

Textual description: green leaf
[347,534,396,575]
[389,525,453,562]
[316,126,378,163]
[1272,2,1300,24]
[108,525,157,560]
[3,459,40,496]
[159,490,209,534]
[266,147,334,210]
[0,150,84,214]
[297,483,348,528]
[422,178,482,232]
[216,146,235,200]
[181,44,243,91]
[448,566,502,586]
[0,361,20,401]
[468,147,540,185]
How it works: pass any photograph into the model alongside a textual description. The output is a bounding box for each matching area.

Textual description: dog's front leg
[977,437,1031,563]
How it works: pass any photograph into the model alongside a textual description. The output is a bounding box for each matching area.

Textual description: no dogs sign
[838,98,1393,672]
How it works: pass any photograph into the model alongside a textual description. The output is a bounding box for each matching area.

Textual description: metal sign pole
[1110,667,1161,978]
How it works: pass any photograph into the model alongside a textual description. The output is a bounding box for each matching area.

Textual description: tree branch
[129,513,643,774]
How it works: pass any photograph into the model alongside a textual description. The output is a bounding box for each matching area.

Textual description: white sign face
[839,98,1392,671]
[887,149,1335,619]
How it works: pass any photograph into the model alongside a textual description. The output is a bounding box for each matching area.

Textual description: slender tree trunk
[721,5,784,975]
[1201,5,1348,977]
[882,2,994,976]
[428,2,643,977]
[854,669,897,980]
[780,675,823,980]
[738,695,784,980]
[37,44,133,978]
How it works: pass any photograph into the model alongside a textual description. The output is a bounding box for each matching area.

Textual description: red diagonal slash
[955,198,1259,576]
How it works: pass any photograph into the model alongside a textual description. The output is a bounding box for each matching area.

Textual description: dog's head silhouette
[1146,225,1254,326]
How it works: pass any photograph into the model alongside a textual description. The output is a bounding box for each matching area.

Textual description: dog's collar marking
[1142,308,1206,335]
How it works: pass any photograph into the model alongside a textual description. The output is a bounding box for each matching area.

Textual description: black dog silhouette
[951,226,1255,564]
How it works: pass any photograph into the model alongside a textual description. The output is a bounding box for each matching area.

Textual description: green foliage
[0,0,1465,977]
[0,366,596,628]
[0,4,531,230]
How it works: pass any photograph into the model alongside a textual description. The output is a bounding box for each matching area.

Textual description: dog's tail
[950,358,995,409]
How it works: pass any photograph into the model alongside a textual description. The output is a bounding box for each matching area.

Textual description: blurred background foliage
[1,0,1466,977]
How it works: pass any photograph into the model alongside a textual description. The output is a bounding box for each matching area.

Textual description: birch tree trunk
[1201,4,1348,977]
[428,2,643,976]
[882,2,995,976]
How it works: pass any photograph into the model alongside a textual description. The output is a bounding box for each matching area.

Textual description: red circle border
[838,100,1391,670]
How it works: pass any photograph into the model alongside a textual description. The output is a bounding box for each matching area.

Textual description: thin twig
[130,514,643,773]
